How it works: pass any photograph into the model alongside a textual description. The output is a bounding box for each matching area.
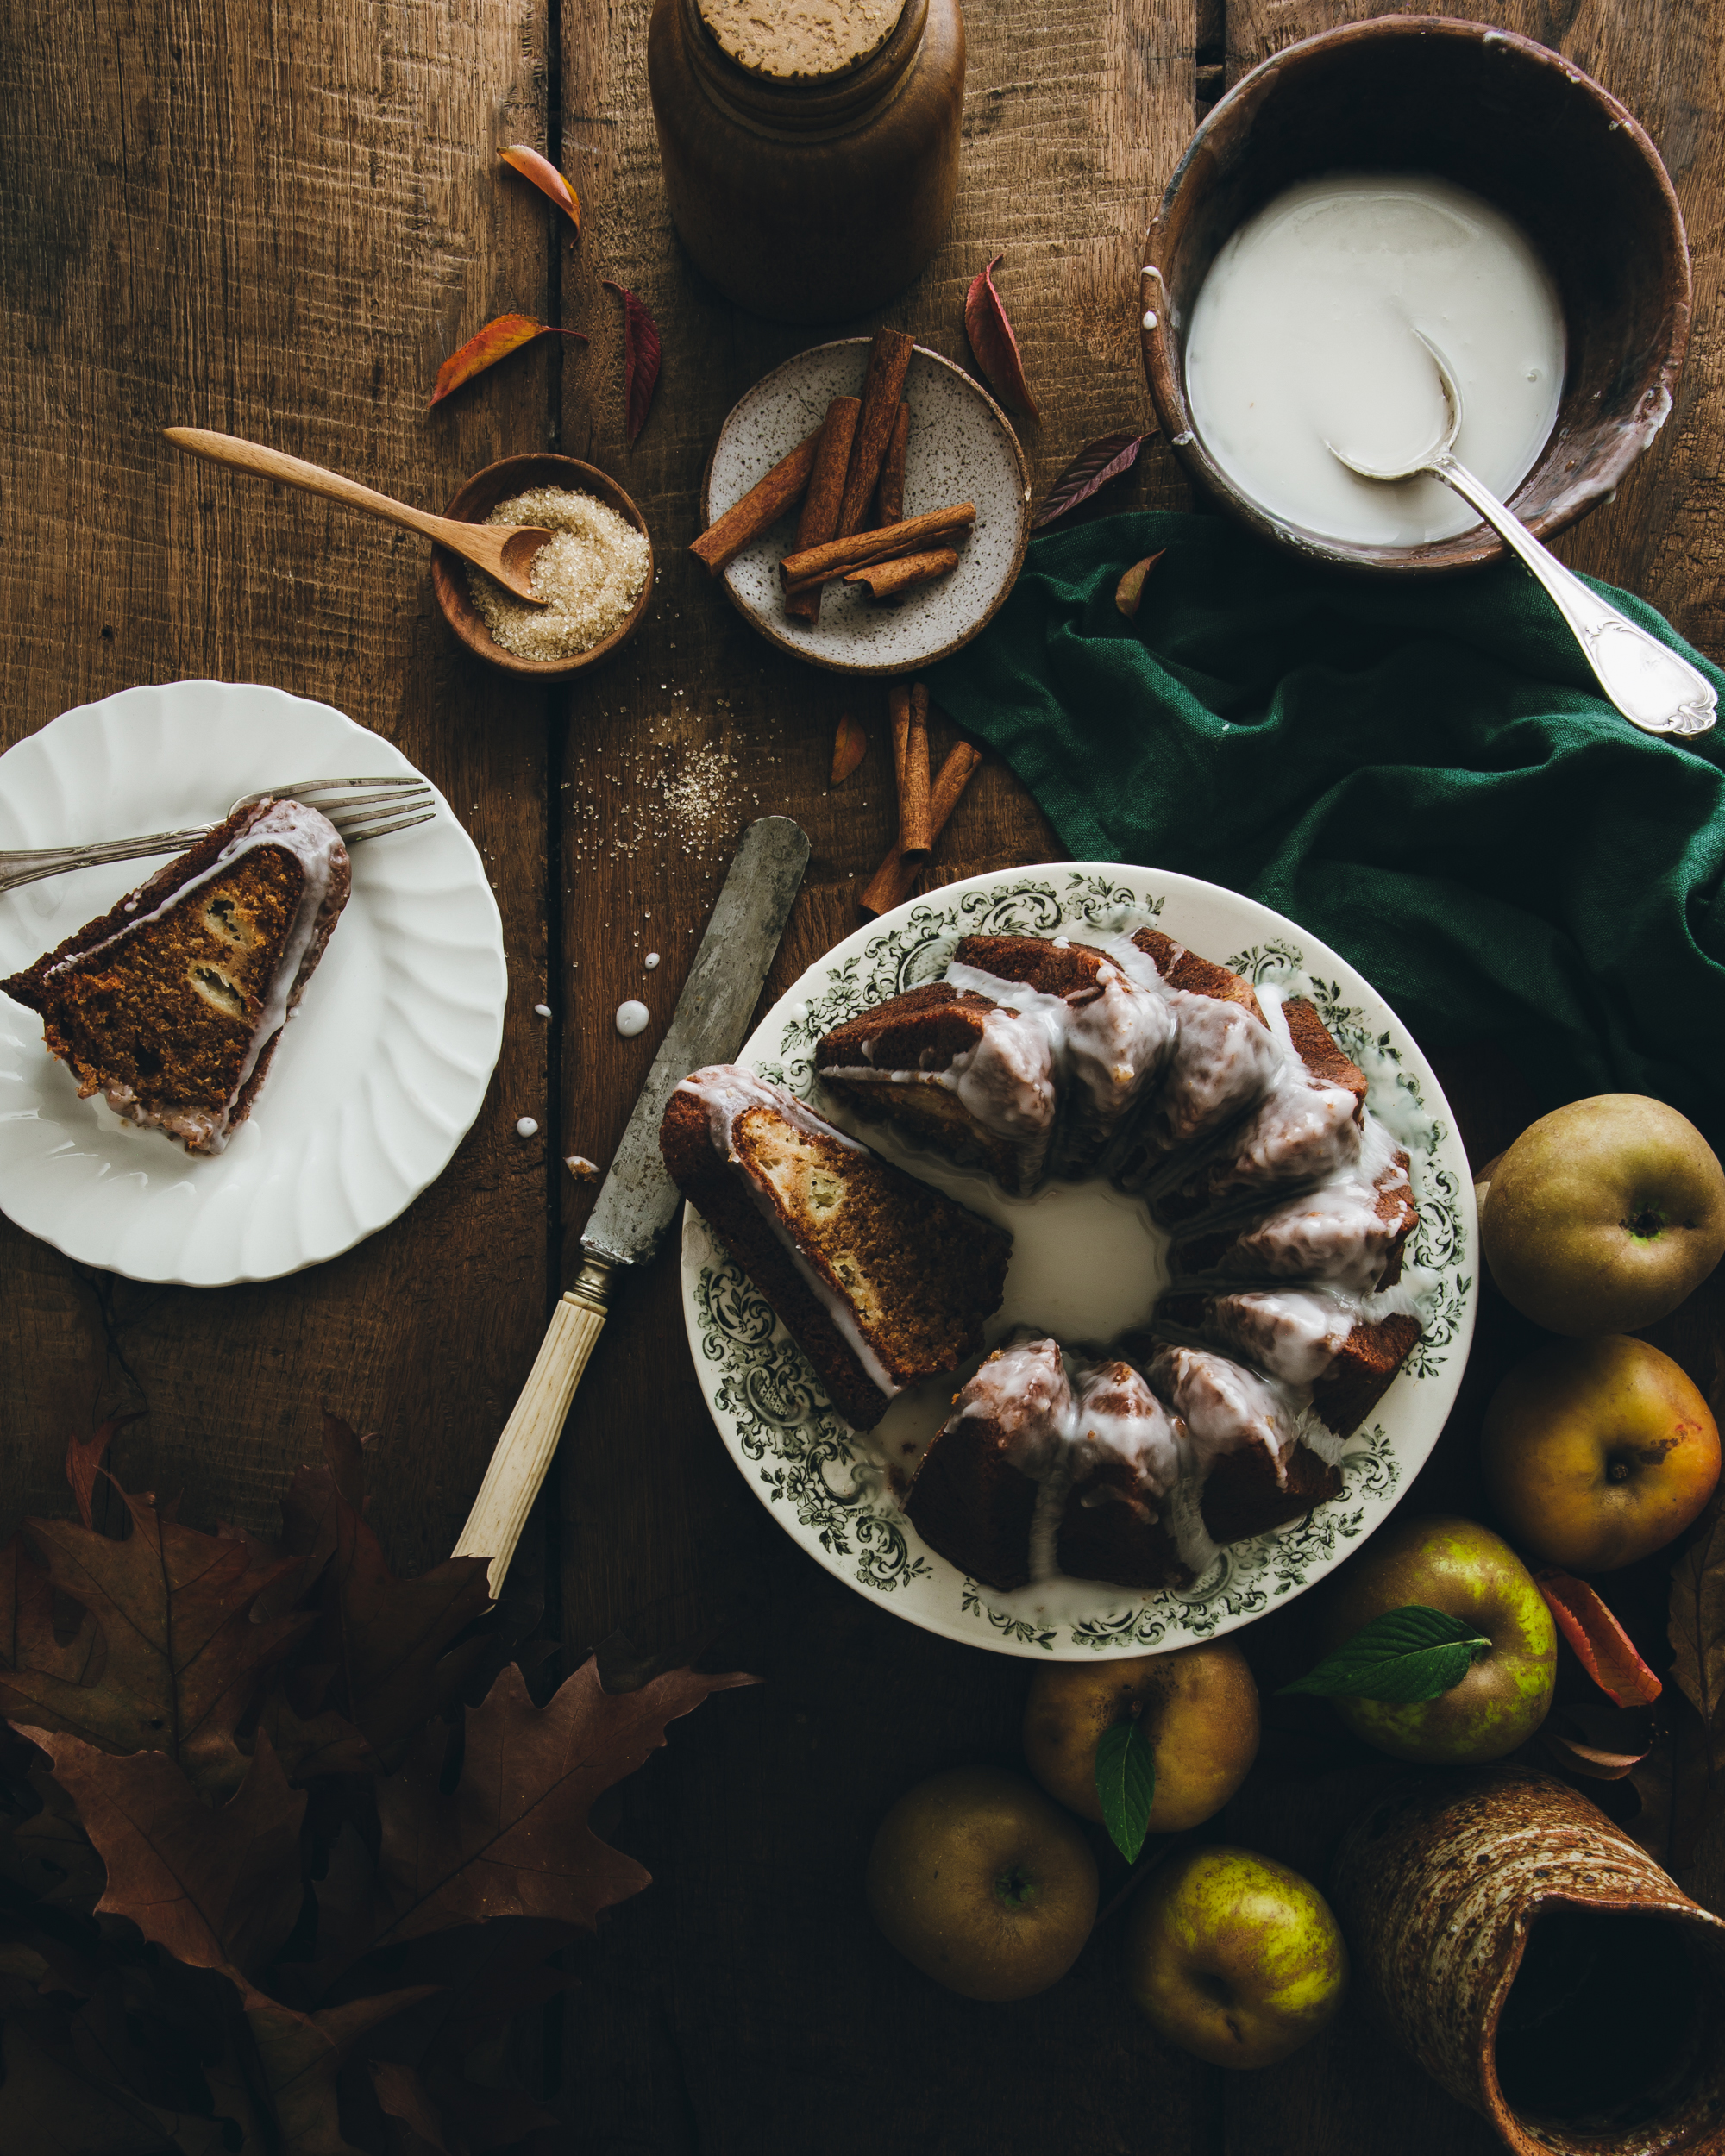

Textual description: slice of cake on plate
[1153,1287,1422,1438]
[659,1065,1012,1430]
[2,798,350,1156]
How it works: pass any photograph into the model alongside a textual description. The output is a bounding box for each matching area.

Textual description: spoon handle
[1433,454,1716,737]
[164,427,459,547]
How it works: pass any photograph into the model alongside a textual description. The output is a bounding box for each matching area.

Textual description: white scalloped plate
[680,864,1477,1659]
[0,682,505,1285]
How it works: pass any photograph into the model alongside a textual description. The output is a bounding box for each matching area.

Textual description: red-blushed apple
[1318,1514,1556,1763]
[1482,1334,1720,1571]
[1126,1846,1347,2067]
[1022,1641,1259,1833]
[1482,1095,1725,1335]
[865,1765,1097,2001]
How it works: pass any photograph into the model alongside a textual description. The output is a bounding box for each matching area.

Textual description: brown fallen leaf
[1538,1569,1663,1707]
[831,715,867,786]
[429,315,587,410]
[1626,1690,1714,1869]
[1115,550,1165,619]
[248,1990,440,2156]
[0,1535,98,1688]
[499,143,580,234]
[28,1727,305,2007]
[964,254,1039,421]
[66,1414,141,1532]
[369,2059,460,2155]
[603,281,662,446]
[1668,1482,1725,1759]
[1032,433,1151,531]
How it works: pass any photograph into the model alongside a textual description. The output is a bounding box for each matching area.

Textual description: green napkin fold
[925,510,1725,1149]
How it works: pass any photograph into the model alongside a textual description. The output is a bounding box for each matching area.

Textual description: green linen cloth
[925,511,1725,1149]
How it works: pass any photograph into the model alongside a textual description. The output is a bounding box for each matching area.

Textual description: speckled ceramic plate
[679,864,1477,1660]
[0,681,505,1286]
[699,339,1032,675]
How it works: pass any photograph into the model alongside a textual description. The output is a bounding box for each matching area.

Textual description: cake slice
[660,1066,1011,1430]
[1144,1343,1343,1544]
[2,798,350,1156]
[1168,1150,1419,1295]
[1056,1357,1199,1590]
[1155,1288,1421,1438]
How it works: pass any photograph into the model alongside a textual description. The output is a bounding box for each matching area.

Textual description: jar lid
[697,0,907,81]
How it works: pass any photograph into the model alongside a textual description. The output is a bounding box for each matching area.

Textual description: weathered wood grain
[0,0,555,1576]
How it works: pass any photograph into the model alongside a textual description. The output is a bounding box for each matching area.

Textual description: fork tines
[274,776,436,843]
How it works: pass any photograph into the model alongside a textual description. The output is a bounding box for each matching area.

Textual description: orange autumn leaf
[499,143,581,234]
[1115,550,1165,619]
[831,715,867,786]
[430,313,587,409]
[1537,1569,1663,1708]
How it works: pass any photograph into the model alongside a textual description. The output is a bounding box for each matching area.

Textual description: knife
[452,814,811,1593]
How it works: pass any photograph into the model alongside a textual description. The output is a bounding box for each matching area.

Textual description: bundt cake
[660,1065,1012,1430]
[2,798,350,1156]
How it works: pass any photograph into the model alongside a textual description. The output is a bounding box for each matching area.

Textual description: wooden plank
[0,0,555,1576]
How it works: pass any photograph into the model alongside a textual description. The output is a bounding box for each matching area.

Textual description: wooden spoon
[164,427,551,603]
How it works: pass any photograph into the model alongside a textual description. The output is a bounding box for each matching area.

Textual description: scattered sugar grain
[467,486,649,662]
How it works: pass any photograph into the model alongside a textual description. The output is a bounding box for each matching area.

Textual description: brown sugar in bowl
[430,454,655,678]
[1140,16,1691,574]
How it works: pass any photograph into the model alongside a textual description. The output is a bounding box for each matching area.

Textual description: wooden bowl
[430,454,654,676]
[1141,16,1691,574]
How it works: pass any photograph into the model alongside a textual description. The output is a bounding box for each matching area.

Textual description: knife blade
[452,814,811,1590]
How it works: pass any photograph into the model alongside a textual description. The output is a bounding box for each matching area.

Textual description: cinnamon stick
[780,502,975,590]
[689,428,820,576]
[899,683,931,860]
[837,328,915,537]
[872,401,910,526]
[888,680,911,798]
[860,737,983,917]
[846,548,958,601]
[784,396,861,624]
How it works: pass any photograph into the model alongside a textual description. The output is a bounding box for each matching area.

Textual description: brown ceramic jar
[647,0,964,323]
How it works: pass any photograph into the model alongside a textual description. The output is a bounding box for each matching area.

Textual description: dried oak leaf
[25,1727,305,2007]
[603,281,662,446]
[1115,550,1165,619]
[1537,1570,1663,1708]
[1626,1690,1714,1869]
[430,316,587,410]
[831,715,867,786]
[278,1415,492,1769]
[1032,433,1152,531]
[0,1535,99,1689]
[0,2011,184,2154]
[499,144,580,235]
[66,1414,141,1533]
[248,1990,441,2156]
[1669,1482,1725,1758]
[0,1484,309,1800]
[322,1658,751,1961]
[369,2059,461,2155]
[964,254,1039,422]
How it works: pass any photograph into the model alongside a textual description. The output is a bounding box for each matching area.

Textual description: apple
[1126,1845,1347,2068]
[1021,1641,1259,1833]
[1318,1514,1556,1763]
[1481,1094,1725,1335]
[1482,1333,1720,1571]
[865,1765,1098,2001]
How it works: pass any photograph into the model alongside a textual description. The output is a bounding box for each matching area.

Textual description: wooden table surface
[5,0,1724,2148]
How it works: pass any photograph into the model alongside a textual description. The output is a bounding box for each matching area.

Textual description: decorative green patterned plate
[677,864,1477,1659]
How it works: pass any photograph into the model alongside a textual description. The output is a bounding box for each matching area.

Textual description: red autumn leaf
[831,715,867,786]
[964,253,1040,422]
[1115,549,1165,619]
[1032,431,1151,531]
[1537,1570,1663,1707]
[66,1415,141,1532]
[429,315,587,409]
[499,143,580,235]
[26,1727,306,2008]
[603,281,662,445]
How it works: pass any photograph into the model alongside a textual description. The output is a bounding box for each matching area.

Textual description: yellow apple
[1021,1641,1259,1833]
[1482,1334,1720,1571]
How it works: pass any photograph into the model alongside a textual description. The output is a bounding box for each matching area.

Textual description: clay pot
[647,0,964,323]
[1330,1765,1725,2154]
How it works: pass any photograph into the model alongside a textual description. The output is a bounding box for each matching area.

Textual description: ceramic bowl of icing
[1140,16,1691,573]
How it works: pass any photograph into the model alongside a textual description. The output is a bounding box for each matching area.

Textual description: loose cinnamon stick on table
[846,548,958,601]
[784,395,861,624]
[888,680,911,796]
[689,428,821,576]
[860,736,983,917]
[837,328,915,539]
[781,502,975,591]
[872,401,910,526]
[899,683,931,860]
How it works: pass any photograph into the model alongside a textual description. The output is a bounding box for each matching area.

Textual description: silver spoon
[1327,336,1716,738]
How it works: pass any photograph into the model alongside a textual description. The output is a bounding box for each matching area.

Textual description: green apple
[1126,1846,1347,2067]
[1022,1641,1259,1833]
[865,1765,1097,2001]
[1319,1514,1556,1762]
[1482,1094,1725,1335]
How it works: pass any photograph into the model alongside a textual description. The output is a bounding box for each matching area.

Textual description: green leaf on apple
[1279,1605,1493,1703]
[1095,1719,1155,1862]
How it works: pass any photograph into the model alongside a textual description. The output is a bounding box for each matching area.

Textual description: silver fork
[0,777,436,899]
